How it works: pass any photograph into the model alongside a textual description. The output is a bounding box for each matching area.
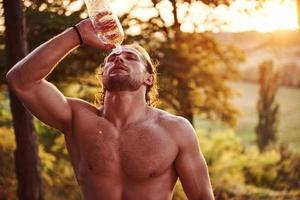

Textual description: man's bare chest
[70,117,178,180]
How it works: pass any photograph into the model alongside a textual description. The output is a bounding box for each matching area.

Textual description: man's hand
[76,18,115,51]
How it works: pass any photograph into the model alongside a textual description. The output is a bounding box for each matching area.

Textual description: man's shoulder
[150,108,198,147]
[67,97,100,114]
[150,107,194,133]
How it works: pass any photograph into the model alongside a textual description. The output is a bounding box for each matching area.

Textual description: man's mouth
[110,65,128,74]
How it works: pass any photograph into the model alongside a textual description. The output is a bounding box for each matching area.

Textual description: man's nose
[114,54,124,63]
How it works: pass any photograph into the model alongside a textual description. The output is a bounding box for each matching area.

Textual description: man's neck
[102,90,149,129]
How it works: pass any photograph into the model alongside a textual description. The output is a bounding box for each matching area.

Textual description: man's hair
[95,43,159,107]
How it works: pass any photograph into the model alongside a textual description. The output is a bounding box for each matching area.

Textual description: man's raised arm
[6,19,113,132]
[174,118,215,200]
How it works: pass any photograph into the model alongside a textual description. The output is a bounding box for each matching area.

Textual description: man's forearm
[6,27,80,87]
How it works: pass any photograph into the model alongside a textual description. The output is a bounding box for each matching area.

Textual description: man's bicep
[174,123,214,200]
[10,79,72,132]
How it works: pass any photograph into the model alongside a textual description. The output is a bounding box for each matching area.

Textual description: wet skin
[64,47,185,199]
[66,102,179,200]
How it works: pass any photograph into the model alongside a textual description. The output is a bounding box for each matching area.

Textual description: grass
[195,81,300,153]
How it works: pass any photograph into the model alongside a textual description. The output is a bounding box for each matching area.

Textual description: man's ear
[144,74,154,86]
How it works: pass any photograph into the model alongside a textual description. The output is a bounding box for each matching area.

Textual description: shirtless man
[6,19,214,200]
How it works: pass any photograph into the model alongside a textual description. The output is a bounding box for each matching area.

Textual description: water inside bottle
[93,12,124,46]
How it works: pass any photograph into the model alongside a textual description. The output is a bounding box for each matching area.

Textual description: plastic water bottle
[83,0,124,52]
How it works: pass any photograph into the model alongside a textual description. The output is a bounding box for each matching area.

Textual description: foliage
[274,146,300,191]
[120,0,245,125]
[0,90,14,199]
[0,0,299,199]
[256,60,280,151]
[173,130,300,200]
[0,125,80,200]
[201,129,300,199]
[0,86,11,127]
[157,32,243,126]
[0,127,16,200]
[198,130,279,188]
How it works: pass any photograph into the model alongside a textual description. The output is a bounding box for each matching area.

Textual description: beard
[103,74,143,92]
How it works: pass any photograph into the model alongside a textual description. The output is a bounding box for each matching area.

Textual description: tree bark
[3,0,44,199]
[183,112,194,126]
[171,0,180,32]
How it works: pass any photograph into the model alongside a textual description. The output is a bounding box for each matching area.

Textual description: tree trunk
[177,79,194,126]
[183,112,194,126]
[3,0,44,199]
[171,0,180,32]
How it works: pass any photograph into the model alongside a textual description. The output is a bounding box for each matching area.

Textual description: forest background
[0,0,300,199]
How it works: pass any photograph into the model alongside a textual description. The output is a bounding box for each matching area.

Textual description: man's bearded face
[102,47,148,92]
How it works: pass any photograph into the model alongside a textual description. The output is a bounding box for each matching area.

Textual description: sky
[67,0,299,33]
[0,0,299,33]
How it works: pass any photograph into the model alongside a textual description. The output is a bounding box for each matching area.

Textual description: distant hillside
[213,31,300,86]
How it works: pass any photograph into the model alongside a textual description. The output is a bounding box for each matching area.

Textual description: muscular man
[6,19,214,200]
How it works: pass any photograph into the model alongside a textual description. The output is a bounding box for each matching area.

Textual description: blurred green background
[1,0,300,199]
